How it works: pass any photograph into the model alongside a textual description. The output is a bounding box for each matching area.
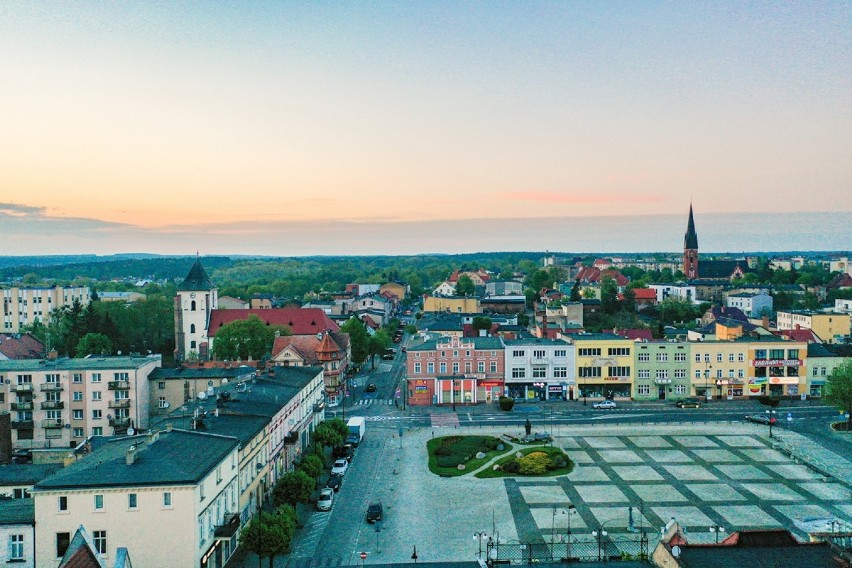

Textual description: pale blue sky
[0,2,849,254]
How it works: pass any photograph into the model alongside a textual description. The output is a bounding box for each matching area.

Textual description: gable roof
[179,258,214,291]
[271,331,348,364]
[699,259,751,279]
[776,328,822,343]
[0,498,34,526]
[208,308,339,337]
[0,333,46,360]
[58,525,107,568]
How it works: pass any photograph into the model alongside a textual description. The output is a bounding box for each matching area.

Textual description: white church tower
[174,258,218,362]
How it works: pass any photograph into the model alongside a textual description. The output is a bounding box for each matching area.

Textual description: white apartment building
[835,299,852,314]
[1,286,90,333]
[726,292,773,318]
[33,428,240,568]
[503,338,576,401]
[0,355,162,450]
[648,283,699,304]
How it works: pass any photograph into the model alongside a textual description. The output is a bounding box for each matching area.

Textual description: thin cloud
[0,203,47,217]
[499,191,667,204]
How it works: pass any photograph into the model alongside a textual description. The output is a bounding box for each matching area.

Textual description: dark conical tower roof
[684,204,698,250]
[179,258,214,291]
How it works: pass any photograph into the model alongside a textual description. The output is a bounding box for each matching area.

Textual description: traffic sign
[360,552,367,560]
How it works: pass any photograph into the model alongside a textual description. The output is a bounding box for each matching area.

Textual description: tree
[600,276,619,315]
[620,287,636,313]
[455,274,475,296]
[825,360,852,431]
[569,279,581,302]
[340,318,370,364]
[313,421,345,451]
[471,316,492,335]
[75,333,112,358]
[211,315,289,361]
[239,508,296,568]
[271,471,314,508]
[298,454,324,482]
[367,330,391,369]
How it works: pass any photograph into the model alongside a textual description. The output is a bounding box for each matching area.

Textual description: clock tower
[174,257,218,362]
[683,204,699,280]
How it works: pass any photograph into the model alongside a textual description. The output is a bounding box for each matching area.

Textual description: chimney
[762,315,769,329]
[146,431,159,446]
[0,413,11,464]
[165,423,173,433]
[126,445,137,465]
[47,349,58,360]
[63,453,76,467]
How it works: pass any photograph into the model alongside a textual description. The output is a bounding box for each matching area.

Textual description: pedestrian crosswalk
[354,398,396,406]
[430,412,460,428]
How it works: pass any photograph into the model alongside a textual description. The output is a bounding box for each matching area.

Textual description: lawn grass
[474,444,574,479]
[426,435,513,477]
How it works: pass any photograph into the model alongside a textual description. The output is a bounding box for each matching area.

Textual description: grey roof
[0,498,34,525]
[151,412,267,446]
[504,338,570,347]
[677,543,835,567]
[0,355,160,372]
[408,337,504,351]
[0,463,61,486]
[34,429,239,490]
[567,333,626,341]
[179,258,214,291]
[148,365,256,381]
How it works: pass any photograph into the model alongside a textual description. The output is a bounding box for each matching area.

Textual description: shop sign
[603,377,621,381]
[479,381,502,387]
[752,359,801,367]
[415,385,428,392]
[548,385,563,392]
[749,377,767,385]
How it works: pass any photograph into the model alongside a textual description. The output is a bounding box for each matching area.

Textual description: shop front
[407,378,435,406]
[476,380,504,404]
[504,382,566,401]
[579,378,631,400]
[436,376,476,406]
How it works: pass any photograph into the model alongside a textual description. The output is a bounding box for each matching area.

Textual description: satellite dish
[162,402,170,408]
[221,378,228,384]
[197,391,207,400]
[671,546,681,558]
[127,427,136,436]
[207,386,214,394]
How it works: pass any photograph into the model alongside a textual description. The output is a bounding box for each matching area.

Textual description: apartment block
[503,338,576,401]
[776,310,851,344]
[0,355,162,450]
[1,286,90,333]
[633,341,691,401]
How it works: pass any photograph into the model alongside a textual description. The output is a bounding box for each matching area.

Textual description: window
[190,341,197,349]
[478,361,485,373]
[73,391,83,401]
[56,532,70,558]
[439,362,446,374]
[578,348,601,357]
[608,348,630,356]
[656,353,668,362]
[769,349,785,359]
[695,370,702,379]
[158,381,166,390]
[553,367,567,378]
[92,409,102,420]
[754,349,767,360]
[674,369,686,378]
[413,362,421,374]
[163,492,172,508]
[728,353,735,362]
[788,349,799,359]
[533,350,545,359]
[490,362,497,373]
[609,366,630,377]
[656,370,669,380]
[637,370,650,379]
[92,391,102,401]
[59,496,68,511]
[716,369,723,379]
[92,373,101,383]
[93,530,106,554]
[738,353,744,362]
[94,494,104,510]
[190,324,196,333]
[128,493,137,509]
[638,353,650,362]
[73,427,84,438]
[716,353,723,362]
[9,534,24,560]
[427,362,435,374]
[531,367,546,378]
[92,427,103,436]
[511,368,526,379]
[704,354,710,363]
[452,362,459,373]
[674,353,686,362]
[73,409,83,420]
[555,349,566,357]
[512,350,524,358]
[694,353,701,362]
[191,300,197,311]
[578,367,601,378]
[637,385,650,395]
[158,396,168,408]
[72,373,83,383]
[674,385,687,394]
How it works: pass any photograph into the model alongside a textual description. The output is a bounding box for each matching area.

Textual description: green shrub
[502,459,521,473]
[499,396,515,411]
[548,455,568,470]
[518,451,552,475]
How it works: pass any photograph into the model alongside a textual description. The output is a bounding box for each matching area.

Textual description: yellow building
[379,281,408,301]
[565,333,634,400]
[423,296,481,314]
[2,285,90,333]
[776,310,851,344]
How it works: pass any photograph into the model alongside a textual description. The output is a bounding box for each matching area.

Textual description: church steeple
[683,204,699,279]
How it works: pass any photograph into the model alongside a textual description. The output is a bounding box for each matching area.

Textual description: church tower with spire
[683,204,699,279]
[174,257,218,362]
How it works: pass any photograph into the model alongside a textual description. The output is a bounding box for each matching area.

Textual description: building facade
[776,310,851,344]
[503,338,576,401]
[633,341,692,401]
[726,292,773,318]
[567,334,634,400]
[2,286,90,334]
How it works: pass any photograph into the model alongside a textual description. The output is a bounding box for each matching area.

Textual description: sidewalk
[770,428,852,486]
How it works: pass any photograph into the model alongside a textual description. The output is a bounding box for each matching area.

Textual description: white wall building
[0,499,34,568]
[726,292,773,318]
[1,286,90,333]
[649,283,699,304]
[503,338,576,401]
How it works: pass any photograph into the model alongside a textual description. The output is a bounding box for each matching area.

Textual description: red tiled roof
[605,328,653,341]
[776,329,822,343]
[208,308,339,337]
[60,546,102,568]
[631,288,657,300]
[0,333,45,359]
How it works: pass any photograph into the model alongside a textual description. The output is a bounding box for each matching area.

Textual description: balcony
[108,381,130,391]
[41,401,65,410]
[108,399,131,409]
[283,431,299,445]
[11,383,34,392]
[40,383,63,392]
[313,401,325,413]
[11,421,34,430]
[11,402,33,411]
[109,417,131,427]
[42,419,64,429]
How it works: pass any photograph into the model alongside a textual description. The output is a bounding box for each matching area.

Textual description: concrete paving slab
[713,505,783,528]
[589,506,652,529]
[531,507,586,531]
[690,449,742,463]
[566,466,611,482]
[611,466,664,482]
[838,505,852,519]
[797,482,852,501]
[714,464,771,480]
[520,484,571,504]
[740,483,807,501]
[565,450,595,464]
[651,506,713,528]
[628,436,671,448]
[774,504,835,524]
[576,485,629,503]
[561,437,582,449]
[597,450,643,463]
[585,437,627,449]
[739,448,789,462]
[644,449,693,463]
[661,464,717,481]
[717,435,766,448]
[685,483,747,502]
[766,464,824,480]
[630,484,688,502]
[673,436,718,448]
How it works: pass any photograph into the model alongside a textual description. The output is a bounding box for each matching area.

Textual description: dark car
[366,501,383,523]
[675,398,701,408]
[326,473,343,492]
[334,444,354,462]
[745,414,777,425]
[365,383,377,393]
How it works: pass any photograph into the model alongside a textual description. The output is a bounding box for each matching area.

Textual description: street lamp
[766,409,777,438]
[452,373,457,411]
[473,532,488,558]
[591,520,619,562]
[709,525,725,543]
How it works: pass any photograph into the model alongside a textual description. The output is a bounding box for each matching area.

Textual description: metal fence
[485,533,654,564]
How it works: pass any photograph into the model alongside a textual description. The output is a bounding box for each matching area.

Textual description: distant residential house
[345,283,380,296]
[649,283,699,304]
[480,295,526,314]
[432,281,456,296]
[217,295,249,309]
[485,280,523,296]
[351,294,393,326]
[379,281,408,301]
[575,267,629,288]
[448,269,490,286]
[618,288,657,310]
[726,292,773,318]
[701,306,750,326]
[0,333,45,360]
[0,498,34,567]
[0,285,91,334]
[97,291,146,303]
[776,310,851,344]
[835,298,852,313]
[422,296,481,314]
[270,331,351,405]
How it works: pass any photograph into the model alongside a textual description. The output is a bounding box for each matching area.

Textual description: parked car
[365,383,377,393]
[593,400,617,410]
[331,459,349,476]
[366,501,383,523]
[334,444,354,462]
[675,398,701,408]
[316,488,334,511]
[325,473,343,492]
[745,414,777,425]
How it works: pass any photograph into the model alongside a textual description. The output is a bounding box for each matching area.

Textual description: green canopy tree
[600,276,619,315]
[367,329,392,369]
[313,420,346,451]
[825,360,852,431]
[75,333,113,358]
[455,274,475,296]
[569,279,581,301]
[340,317,370,364]
[239,508,296,568]
[472,316,492,335]
[271,470,314,508]
[211,315,290,361]
[297,454,324,482]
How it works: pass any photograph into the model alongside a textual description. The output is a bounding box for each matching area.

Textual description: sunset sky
[1,2,849,255]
